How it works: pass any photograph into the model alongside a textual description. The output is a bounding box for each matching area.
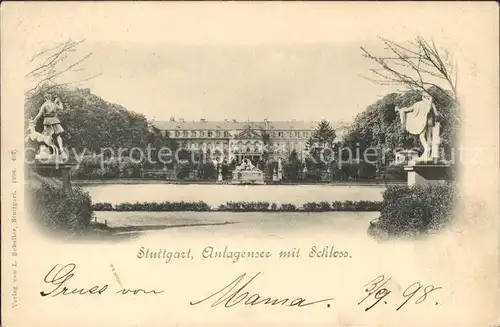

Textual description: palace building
[151,118,323,163]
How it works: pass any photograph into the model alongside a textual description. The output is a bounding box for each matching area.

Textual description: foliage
[276,204,298,212]
[110,201,211,211]
[93,200,382,212]
[27,183,94,233]
[217,201,297,212]
[283,150,302,180]
[92,202,113,211]
[197,162,217,180]
[307,120,337,150]
[306,120,337,171]
[303,201,332,211]
[383,164,407,181]
[303,201,382,212]
[220,162,231,180]
[341,87,457,165]
[72,155,143,179]
[371,183,457,238]
[24,85,177,155]
[219,201,270,212]
[176,162,192,180]
[260,129,271,162]
[264,160,277,179]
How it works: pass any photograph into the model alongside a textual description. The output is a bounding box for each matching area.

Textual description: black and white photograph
[23,16,459,241]
[2,2,499,327]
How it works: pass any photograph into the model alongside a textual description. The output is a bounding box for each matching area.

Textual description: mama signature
[190,272,334,308]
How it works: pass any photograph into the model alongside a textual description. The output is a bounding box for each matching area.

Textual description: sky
[74,41,397,123]
[12,2,481,123]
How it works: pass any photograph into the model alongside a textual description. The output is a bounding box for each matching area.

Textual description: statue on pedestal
[214,158,223,181]
[29,93,68,160]
[395,92,441,162]
[218,166,223,181]
[277,158,283,180]
[236,158,256,171]
[231,158,265,184]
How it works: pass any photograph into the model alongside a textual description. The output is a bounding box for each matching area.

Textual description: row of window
[177,140,306,152]
[163,130,312,138]
[163,130,229,138]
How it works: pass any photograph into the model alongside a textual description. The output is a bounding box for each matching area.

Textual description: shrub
[304,171,322,182]
[319,201,331,211]
[303,202,319,211]
[383,165,407,181]
[198,162,217,180]
[280,203,297,212]
[374,183,457,237]
[221,201,270,212]
[28,183,94,233]
[113,201,210,211]
[331,201,343,210]
[72,155,145,180]
[176,164,191,180]
[332,200,381,211]
[217,202,297,212]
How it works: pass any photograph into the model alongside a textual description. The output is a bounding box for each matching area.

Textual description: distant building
[150,118,333,163]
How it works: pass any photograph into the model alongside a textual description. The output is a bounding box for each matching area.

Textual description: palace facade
[151,118,322,163]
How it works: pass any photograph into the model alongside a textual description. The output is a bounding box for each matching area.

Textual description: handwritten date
[358,275,441,311]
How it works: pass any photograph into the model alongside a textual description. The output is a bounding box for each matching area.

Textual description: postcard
[1,2,499,327]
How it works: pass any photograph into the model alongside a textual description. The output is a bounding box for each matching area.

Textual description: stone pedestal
[395,149,420,165]
[27,161,76,191]
[404,161,453,187]
[232,169,265,185]
[272,169,278,182]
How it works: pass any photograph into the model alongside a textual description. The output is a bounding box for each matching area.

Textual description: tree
[25,39,101,98]
[284,150,301,181]
[25,85,153,153]
[306,120,336,149]
[361,37,458,106]
[144,124,179,168]
[340,87,457,169]
[305,120,337,171]
[260,129,271,163]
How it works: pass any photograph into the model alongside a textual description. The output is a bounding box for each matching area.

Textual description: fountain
[231,158,265,185]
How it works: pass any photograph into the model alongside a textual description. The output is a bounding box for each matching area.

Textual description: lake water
[84,184,384,237]
[82,184,385,208]
[95,210,379,238]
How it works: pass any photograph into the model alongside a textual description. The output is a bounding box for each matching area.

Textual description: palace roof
[151,120,321,131]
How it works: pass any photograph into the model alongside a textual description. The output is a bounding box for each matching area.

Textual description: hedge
[303,200,382,212]
[369,183,457,238]
[93,201,211,212]
[217,202,298,212]
[93,200,381,212]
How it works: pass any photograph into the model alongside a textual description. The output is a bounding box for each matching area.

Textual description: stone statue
[395,92,441,161]
[236,158,256,171]
[245,159,255,170]
[31,93,67,159]
[277,158,283,180]
[26,120,59,157]
[214,158,223,181]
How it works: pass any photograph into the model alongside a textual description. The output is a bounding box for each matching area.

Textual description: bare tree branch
[25,39,100,97]
[361,36,458,105]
